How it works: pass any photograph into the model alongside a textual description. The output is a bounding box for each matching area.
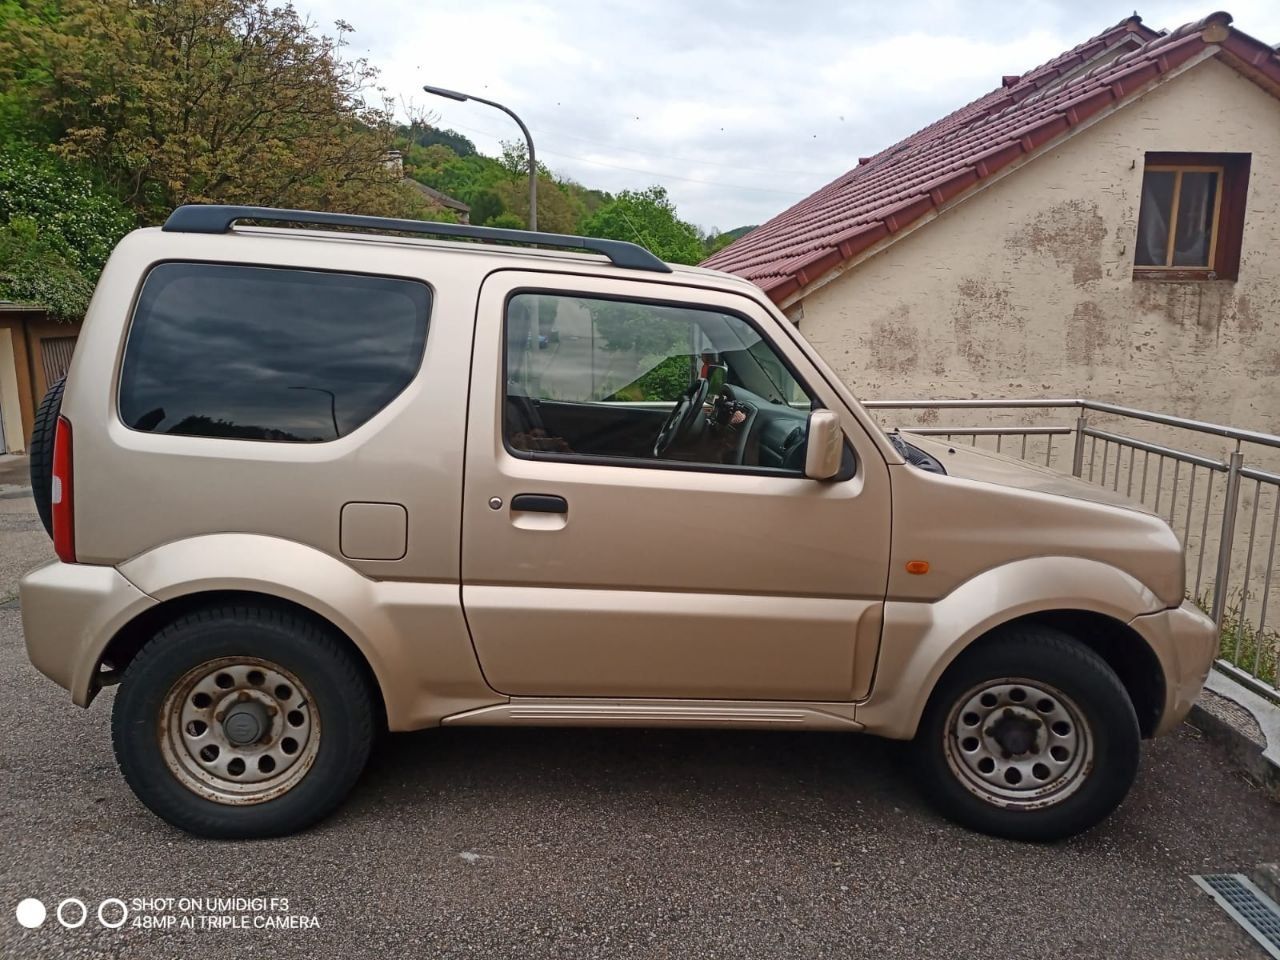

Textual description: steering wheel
[652,377,710,458]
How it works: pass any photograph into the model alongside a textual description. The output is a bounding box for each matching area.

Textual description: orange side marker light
[905,560,930,575]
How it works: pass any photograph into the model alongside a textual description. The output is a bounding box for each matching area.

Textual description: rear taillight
[52,415,75,563]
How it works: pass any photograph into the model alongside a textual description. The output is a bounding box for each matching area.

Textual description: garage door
[41,335,77,387]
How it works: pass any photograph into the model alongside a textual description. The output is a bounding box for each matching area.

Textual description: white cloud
[299,0,1280,232]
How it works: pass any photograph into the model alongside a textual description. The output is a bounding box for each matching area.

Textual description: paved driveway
[1,486,1278,959]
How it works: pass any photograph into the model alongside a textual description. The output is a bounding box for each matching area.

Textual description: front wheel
[112,605,376,838]
[914,626,1140,842]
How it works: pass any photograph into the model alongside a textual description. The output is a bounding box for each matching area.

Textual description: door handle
[511,493,568,514]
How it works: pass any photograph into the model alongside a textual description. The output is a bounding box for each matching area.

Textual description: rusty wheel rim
[158,657,320,805]
[943,678,1092,809]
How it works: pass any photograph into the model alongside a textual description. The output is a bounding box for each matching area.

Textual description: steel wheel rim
[943,678,1093,809]
[159,657,320,805]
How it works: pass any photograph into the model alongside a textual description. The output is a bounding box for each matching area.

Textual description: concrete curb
[1188,669,1280,799]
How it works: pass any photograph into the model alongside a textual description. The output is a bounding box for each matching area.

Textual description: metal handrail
[1082,428,1228,472]
[903,426,1070,437]
[1081,400,1280,449]
[864,397,1280,451]
[1241,466,1280,485]
[866,398,1082,411]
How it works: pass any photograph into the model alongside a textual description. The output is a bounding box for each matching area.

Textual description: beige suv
[21,205,1217,841]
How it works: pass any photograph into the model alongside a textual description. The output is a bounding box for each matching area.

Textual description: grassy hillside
[399,126,755,259]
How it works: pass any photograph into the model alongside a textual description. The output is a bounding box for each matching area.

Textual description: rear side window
[119,263,430,442]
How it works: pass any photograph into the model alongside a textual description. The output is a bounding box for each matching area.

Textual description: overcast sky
[299,1,1280,232]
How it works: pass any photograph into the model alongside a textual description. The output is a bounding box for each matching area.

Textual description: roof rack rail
[162,204,672,273]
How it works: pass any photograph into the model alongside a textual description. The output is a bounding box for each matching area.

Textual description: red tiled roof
[703,12,1280,304]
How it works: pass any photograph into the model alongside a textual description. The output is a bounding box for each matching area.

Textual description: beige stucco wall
[799,56,1280,435]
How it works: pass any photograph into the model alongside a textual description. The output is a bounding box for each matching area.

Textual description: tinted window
[120,263,430,442]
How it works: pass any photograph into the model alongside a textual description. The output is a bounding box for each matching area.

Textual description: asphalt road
[2,486,1279,959]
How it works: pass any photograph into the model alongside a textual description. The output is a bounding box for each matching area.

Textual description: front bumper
[1129,600,1218,736]
[20,560,157,706]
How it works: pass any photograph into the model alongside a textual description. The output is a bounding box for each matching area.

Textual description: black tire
[29,375,65,538]
[913,625,1140,842]
[111,604,376,839]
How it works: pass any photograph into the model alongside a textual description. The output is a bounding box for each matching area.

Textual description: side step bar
[441,699,863,731]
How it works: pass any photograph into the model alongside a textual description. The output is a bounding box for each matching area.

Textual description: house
[703,13,1280,429]
[0,305,77,454]
[403,177,472,224]
[384,150,471,223]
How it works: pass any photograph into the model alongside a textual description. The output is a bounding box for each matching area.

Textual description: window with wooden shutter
[1133,153,1250,281]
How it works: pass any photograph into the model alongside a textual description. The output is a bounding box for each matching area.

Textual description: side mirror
[804,409,844,480]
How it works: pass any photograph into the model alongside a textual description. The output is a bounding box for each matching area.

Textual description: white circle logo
[57,898,87,929]
[97,898,128,929]
[15,898,46,929]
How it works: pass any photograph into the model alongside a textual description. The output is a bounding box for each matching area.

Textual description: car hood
[901,432,1157,516]
[891,432,1184,607]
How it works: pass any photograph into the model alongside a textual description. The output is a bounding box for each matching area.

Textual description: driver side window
[504,292,817,473]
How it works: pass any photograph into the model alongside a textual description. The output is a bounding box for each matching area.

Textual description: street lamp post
[421,84,537,231]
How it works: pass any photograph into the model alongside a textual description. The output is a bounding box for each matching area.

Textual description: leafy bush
[0,145,133,276]
[486,212,525,230]
[0,146,133,316]
[0,217,96,318]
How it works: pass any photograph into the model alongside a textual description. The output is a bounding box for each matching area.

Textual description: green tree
[486,211,524,230]
[1,0,439,222]
[558,178,611,228]
[581,186,704,265]
[498,141,552,182]
[704,224,758,257]
[399,137,616,235]
[404,145,508,207]
[401,123,476,157]
[0,1,60,141]
[468,189,507,226]
[490,141,581,233]
[493,176,581,233]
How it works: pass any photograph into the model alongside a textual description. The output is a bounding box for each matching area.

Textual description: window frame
[116,259,434,443]
[1132,152,1251,282]
[499,286,848,480]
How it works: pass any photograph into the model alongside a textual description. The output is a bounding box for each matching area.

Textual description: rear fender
[118,534,500,729]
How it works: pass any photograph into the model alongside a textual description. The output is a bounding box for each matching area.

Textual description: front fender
[118,534,499,729]
[854,556,1164,739]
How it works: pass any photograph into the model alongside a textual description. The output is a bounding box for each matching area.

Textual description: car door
[461,270,892,702]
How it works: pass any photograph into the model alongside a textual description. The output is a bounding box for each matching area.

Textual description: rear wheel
[112,605,375,838]
[914,625,1140,841]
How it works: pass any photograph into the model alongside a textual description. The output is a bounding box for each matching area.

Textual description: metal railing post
[1211,446,1244,626]
[1071,415,1088,477]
